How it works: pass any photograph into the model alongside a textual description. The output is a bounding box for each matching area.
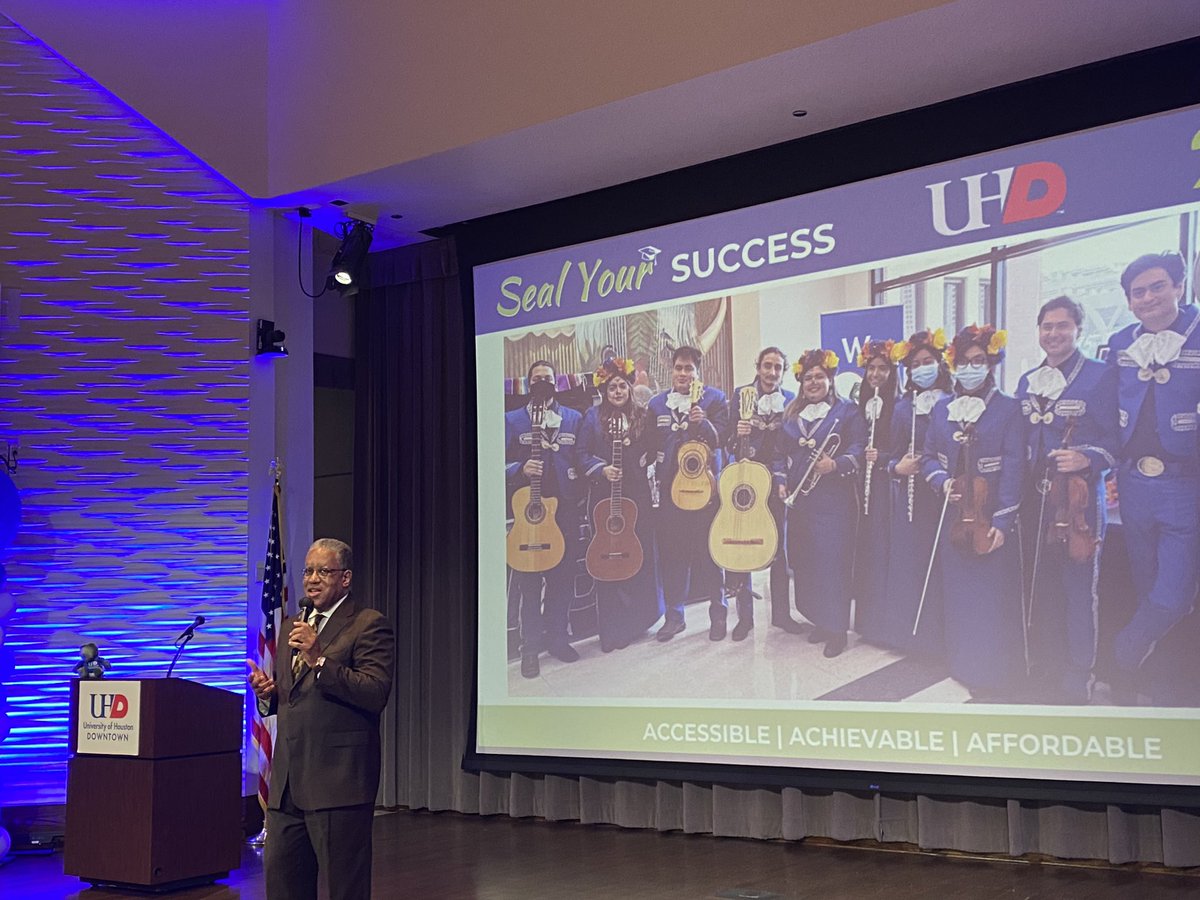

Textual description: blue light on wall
[0,15,251,806]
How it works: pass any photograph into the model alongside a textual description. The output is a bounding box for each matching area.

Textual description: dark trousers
[265,781,375,900]
[513,566,574,654]
[1022,493,1100,701]
[787,487,856,636]
[657,504,724,624]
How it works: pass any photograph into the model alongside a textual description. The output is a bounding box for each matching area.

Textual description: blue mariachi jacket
[504,401,583,501]
[648,384,729,487]
[577,406,654,497]
[1017,349,1119,479]
[724,380,794,488]
[778,398,866,492]
[883,390,947,474]
[1105,303,1200,461]
[921,386,1026,533]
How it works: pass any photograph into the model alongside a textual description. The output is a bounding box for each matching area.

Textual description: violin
[1044,417,1098,563]
[948,422,993,556]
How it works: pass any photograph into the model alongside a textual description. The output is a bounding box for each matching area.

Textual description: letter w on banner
[251,469,287,821]
[819,305,905,397]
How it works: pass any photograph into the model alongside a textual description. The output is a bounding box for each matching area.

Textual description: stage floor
[3,808,1196,899]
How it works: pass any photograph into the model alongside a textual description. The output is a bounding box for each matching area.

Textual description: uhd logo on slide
[89,692,129,719]
[926,162,1066,236]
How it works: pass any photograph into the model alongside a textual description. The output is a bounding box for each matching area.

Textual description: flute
[906,399,917,523]
[863,387,880,516]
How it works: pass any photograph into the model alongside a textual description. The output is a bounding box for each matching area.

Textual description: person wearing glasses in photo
[1105,251,1200,705]
[920,325,1026,703]
[247,538,395,900]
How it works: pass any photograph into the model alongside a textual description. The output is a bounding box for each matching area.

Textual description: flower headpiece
[856,338,896,369]
[891,328,947,365]
[791,348,839,381]
[592,357,636,387]
[945,324,1006,370]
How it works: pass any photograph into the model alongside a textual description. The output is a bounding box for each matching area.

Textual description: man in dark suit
[247,538,394,900]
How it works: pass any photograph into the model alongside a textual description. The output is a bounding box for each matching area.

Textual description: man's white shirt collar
[310,593,349,631]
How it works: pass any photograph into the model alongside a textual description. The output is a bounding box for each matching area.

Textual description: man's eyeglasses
[302,567,347,579]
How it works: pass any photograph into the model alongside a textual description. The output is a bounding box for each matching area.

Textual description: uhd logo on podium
[78,680,141,755]
[927,162,1067,236]
[89,692,129,719]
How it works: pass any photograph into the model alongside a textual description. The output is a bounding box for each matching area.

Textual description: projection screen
[472,104,1200,797]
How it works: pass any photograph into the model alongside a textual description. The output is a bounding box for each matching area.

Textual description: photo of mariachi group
[500,209,1200,708]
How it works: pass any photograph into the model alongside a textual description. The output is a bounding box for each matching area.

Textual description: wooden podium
[64,677,242,890]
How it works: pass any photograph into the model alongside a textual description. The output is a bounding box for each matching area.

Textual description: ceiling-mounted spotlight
[256,318,287,358]
[326,219,374,295]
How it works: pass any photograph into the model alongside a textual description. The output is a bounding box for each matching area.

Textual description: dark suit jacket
[266,596,394,811]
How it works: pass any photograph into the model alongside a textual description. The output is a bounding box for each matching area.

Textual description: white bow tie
[798,401,831,424]
[757,392,785,416]
[1027,365,1067,402]
[947,395,986,425]
[1127,330,1184,370]
[666,392,692,413]
[913,390,944,417]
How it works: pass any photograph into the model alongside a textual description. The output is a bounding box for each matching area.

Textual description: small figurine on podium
[73,642,110,680]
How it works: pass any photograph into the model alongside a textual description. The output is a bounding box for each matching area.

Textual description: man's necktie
[292,611,322,677]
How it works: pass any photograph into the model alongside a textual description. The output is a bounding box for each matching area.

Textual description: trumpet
[784,417,841,507]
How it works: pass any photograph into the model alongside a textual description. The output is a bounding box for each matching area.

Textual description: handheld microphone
[292,600,314,663]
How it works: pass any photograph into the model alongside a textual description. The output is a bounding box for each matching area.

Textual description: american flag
[251,476,286,813]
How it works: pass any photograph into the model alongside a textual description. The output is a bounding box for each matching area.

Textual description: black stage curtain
[354,239,478,811]
[355,238,1200,867]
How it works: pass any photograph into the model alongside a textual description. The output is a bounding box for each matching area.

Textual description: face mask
[953,363,988,392]
[911,363,939,389]
[529,379,556,405]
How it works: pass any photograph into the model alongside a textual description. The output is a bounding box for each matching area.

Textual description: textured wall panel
[0,16,250,805]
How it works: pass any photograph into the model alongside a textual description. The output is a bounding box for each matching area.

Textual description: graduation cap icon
[638,246,661,262]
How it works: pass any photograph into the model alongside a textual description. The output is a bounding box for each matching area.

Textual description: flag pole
[248,459,285,846]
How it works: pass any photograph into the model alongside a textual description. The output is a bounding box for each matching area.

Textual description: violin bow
[912,487,952,637]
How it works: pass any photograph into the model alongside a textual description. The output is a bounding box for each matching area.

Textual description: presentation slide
[473,105,1200,789]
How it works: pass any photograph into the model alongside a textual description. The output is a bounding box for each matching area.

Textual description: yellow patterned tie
[291,611,321,677]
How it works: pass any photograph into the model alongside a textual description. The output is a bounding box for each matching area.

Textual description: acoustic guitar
[585,415,644,582]
[670,379,716,511]
[507,399,566,572]
[709,386,778,572]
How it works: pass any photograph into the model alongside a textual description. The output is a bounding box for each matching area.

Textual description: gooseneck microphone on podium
[166,615,206,678]
[174,615,205,647]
